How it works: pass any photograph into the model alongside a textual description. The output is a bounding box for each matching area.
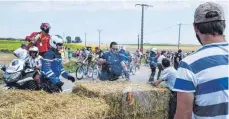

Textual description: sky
[0,0,228,45]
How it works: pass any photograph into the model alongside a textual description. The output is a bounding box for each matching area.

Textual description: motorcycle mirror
[1,65,6,72]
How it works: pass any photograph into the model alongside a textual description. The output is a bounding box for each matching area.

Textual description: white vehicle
[0,58,38,90]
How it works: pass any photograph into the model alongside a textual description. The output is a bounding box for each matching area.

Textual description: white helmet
[50,35,64,49]
[120,45,126,51]
[151,48,157,52]
[29,46,39,56]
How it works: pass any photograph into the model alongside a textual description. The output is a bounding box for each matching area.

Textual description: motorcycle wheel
[25,80,38,90]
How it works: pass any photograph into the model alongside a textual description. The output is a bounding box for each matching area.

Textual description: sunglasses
[112,48,119,51]
[57,43,63,46]
[30,51,37,54]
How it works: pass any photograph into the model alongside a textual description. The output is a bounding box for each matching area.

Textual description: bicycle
[75,61,93,80]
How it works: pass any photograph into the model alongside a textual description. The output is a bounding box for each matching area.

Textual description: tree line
[0,36,83,44]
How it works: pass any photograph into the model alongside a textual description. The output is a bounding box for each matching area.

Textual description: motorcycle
[0,59,39,90]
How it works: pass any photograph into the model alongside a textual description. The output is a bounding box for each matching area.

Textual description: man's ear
[193,23,199,34]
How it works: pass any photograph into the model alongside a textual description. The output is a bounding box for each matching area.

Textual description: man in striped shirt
[173,2,228,119]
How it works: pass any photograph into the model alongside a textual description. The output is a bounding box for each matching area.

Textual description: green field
[0,40,84,52]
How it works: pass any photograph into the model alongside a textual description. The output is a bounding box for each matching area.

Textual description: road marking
[62,89,71,92]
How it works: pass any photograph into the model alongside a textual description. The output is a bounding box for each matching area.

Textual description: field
[125,44,201,53]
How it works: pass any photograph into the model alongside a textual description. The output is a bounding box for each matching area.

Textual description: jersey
[101,51,125,76]
[173,42,229,119]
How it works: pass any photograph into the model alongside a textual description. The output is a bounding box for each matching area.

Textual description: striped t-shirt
[173,42,229,119]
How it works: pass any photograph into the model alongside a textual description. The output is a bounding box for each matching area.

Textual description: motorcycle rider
[25,46,42,87]
[25,23,51,57]
[41,35,75,92]
[97,42,130,81]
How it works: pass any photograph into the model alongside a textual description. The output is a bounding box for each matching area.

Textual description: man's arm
[153,80,163,86]
[97,58,106,65]
[173,61,196,119]
[174,92,194,119]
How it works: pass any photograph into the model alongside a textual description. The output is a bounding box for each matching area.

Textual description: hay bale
[72,81,171,119]
[0,90,109,119]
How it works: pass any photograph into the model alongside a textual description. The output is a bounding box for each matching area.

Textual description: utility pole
[85,33,87,47]
[178,23,181,50]
[137,34,140,49]
[63,32,65,42]
[135,4,153,53]
[97,29,102,48]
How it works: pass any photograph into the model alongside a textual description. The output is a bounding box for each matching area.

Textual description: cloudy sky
[0,0,228,45]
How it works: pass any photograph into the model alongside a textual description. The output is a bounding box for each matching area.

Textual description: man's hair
[162,58,170,68]
[195,20,225,35]
[110,42,118,48]
[161,51,166,55]
[178,49,182,53]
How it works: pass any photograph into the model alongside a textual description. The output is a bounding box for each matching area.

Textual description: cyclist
[97,42,130,81]
[95,47,104,58]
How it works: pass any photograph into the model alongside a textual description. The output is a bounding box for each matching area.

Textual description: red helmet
[40,23,51,34]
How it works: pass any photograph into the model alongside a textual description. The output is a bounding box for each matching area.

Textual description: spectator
[67,47,72,61]
[157,50,166,80]
[13,43,28,60]
[173,2,228,119]
[152,58,177,119]
[174,49,183,70]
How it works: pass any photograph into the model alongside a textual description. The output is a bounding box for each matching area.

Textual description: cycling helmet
[50,35,64,49]
[29,46,39,57]
[40,23,51,34]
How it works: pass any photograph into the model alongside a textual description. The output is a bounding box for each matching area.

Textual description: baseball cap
[194,2,225,23]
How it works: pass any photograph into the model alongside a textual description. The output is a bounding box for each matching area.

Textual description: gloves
[68,75,75,83]
[123,70,130,81]
[56,81,64,91]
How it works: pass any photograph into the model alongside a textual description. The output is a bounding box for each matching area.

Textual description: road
[61,65,159,93]
[0,65,162,93]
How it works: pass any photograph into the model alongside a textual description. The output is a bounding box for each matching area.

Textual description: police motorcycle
[0,58,39,90]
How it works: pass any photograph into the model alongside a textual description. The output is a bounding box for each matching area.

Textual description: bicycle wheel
[131,65,137,75]
[87,66,93,78]
[92,65,99,80]
[76,66,84,80]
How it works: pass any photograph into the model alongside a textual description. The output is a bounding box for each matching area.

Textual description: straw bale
[0,90,109,119]
[72,81,171,119]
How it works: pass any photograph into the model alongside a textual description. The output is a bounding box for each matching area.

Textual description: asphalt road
[61,65,159,93]
[0,65,161,93]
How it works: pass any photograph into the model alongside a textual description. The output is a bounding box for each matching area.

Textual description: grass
[0,40,84,53]
[125,43,199,47]
[63,61,79,73]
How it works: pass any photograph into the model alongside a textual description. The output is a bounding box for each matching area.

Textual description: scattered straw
[0,90,109,119]
[72,81,171,119]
